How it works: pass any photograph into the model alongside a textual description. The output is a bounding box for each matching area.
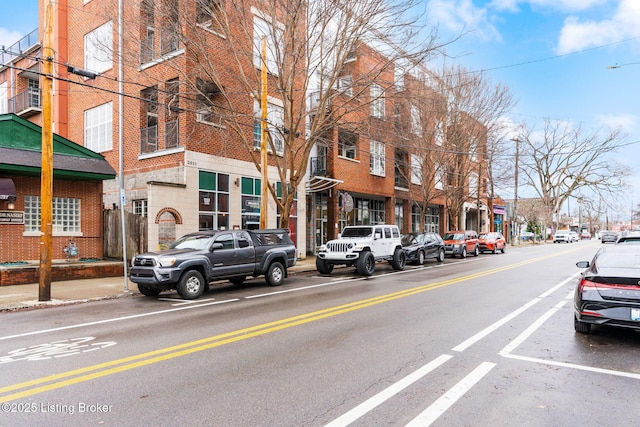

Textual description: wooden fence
[103,210,148,260]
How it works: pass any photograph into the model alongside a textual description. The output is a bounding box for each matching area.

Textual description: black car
[574,244,640,334]
[401,232,445,265]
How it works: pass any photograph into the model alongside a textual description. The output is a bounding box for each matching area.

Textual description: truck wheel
[316,258,334,274]
[356,251,375,276]
[390,248,406,271]
[229,276,246,285]
[137,284,161,297]
[176,270,206,300]
[266,261,285,286]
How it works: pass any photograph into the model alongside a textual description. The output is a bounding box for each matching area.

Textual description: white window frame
[411,154,422,185]
[434,120,444,146]
[411,105,422,136]
[252,9,283,75]
[84,102,113,152]
[0,81,7,114]
[370,84,385,118]
[254,98,284,155]
[469,172,479,196]
[370,140,385,176]
[337,75,353,97]
[469,137,478,161]
[84,21,113,74]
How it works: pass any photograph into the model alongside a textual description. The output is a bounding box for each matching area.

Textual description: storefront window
[199,170,230,230]
[241,177,261,229]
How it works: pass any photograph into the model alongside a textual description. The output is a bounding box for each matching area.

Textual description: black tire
[265,261,285,286]
[176,270,206,300]
[501,244,506,254]
[574,316,591,334]
[229,276,246,285]
[460,247,467,258]
[390,248,406,271]
[356,251,375,276]
[316,257,334,274]
[492,245,497,254]
[137,284,161,297]
[436,248,445,263]
[473,245,479,256]
[416,250,425,265]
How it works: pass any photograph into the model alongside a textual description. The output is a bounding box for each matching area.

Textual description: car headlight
[158,257,177,267]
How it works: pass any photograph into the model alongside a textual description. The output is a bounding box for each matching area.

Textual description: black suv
[401,232,446,265]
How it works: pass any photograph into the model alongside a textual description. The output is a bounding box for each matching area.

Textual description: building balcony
[8,88,41,117]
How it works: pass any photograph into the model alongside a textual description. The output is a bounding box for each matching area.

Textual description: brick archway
[154,207,183,225]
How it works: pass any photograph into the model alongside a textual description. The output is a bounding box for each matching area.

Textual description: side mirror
[576,261,590,268]
[210,243,224,251]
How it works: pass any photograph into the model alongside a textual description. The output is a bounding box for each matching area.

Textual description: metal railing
[140,125,158,154]
[1,28,39,66]
[8,88,41,114]
[165,120,178,149]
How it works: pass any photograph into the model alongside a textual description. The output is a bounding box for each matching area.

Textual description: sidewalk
[0,257,319,312]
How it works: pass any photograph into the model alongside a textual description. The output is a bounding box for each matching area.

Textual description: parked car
[600,230,618,243]
[615,231,640,244]
[574,244,640,334]
[442,230,479,258]
[478,232,506,254]
[520,231,535,242]
[553,230,571,243]
[580,230,591,240]
[316,225,405,276]
[401,232,445,265]
[569,231,579,242]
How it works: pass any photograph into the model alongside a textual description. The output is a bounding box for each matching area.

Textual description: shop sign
[0,210,24,224]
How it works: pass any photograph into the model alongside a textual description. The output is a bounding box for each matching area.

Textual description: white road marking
[324,354,453,427]
[499,300,567,356]
[451,298,541,352]
[0,299,240,341]
[405,362,497,427]
[501,353,640,380]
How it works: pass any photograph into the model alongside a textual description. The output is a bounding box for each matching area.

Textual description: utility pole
[259,37,269,229]
[512,138,519,245]
[39,0,54,301]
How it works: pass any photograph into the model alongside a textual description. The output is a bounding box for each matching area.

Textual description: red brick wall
[0,175,106,263]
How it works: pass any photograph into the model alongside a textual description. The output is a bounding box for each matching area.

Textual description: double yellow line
[0,250,562,402]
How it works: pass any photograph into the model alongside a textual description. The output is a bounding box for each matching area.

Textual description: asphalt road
[2,240,640,426]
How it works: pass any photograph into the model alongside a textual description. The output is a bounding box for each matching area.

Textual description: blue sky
[1,0,639,217]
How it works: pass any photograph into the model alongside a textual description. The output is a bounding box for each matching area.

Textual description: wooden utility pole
[39,0,54,301]
[259,37,269,229]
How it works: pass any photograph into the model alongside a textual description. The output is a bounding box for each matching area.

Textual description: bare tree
[517,118,631,232]
[122,0,446,228]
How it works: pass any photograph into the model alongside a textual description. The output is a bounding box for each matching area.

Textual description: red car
[478,232,506,254]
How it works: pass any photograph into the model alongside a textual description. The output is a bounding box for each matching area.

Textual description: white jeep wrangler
[315,225,406,276]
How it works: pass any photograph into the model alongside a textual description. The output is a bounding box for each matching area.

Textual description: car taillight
[578,278,598,293]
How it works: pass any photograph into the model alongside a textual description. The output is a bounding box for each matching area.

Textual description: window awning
[306,176,343,193]
[0,178,16,200]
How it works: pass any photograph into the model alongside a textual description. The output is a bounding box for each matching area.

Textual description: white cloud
[0,28,23,49]
[556,0,640,54]
[596,113,638,133]
[427,0,502,42]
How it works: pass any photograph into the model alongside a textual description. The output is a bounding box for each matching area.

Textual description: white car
[569,231,579,242]
[553,230,571,243]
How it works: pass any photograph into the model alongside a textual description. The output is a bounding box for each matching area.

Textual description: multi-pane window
[394,203,403,233]
[196,78,223,125]
[434,120,444,146]
[24,196,81,233]
[84,21,113,74]
[370,84,385,118]
[435,164,444,190]
[84,102,113,152]
[338,129,357,159]
[253,99,284,154]
[241,177,261,230]
[253,13,283,75]
[469,172,478,196]
[337,75,353,97]
[370,140,385,176]
[165,79,179,148]
[411,154,422,185]
[140,86,158,153]
[140,0,155,63]
[411,105,422,136]
[199,171,230,231]
[133,199,148,217]
[469,137,478,161]
[411,205,421,232]
[425,206,440,233]
[196,0,223,33]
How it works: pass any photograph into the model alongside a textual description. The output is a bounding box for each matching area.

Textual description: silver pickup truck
[129,229,297,299]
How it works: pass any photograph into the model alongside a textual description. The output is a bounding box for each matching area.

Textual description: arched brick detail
[155,207,183,225]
